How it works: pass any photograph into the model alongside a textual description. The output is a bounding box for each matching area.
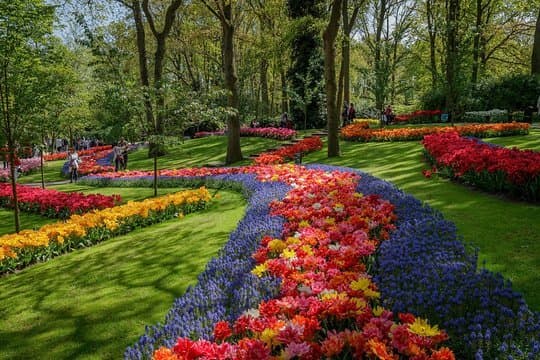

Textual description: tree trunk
[472,0,482,84]
[532,8,540,75]
[222,6,242,164]
[7,144,20,233]
[131,0,154,132]
[374,0,387,111]
[324,0,343,158]
[427,0,438,88]
[280,68,288,114]
[260,58,269,117]
[445,0,460,122]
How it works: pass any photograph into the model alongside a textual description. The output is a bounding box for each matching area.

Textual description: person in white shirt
[67,148,81,182]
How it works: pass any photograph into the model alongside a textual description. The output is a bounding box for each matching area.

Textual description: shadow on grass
[0,190,246,359]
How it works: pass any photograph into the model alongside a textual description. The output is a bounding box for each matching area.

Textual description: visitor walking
[342,103,349,127]
[347,103,356,124]
[67,148,81,183]
[113,142,124,172]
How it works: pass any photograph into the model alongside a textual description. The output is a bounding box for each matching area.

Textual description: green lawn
[0,209,57,236]
[0,189,245,360]
[126,136,281,170]
[303,129,540,311]
[18,159,66,184]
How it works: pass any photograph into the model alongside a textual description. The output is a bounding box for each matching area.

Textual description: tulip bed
[43,145,113,161]
[422,132,540,201]
[341,122,530,142]
[254,137,323,165]
[0,183,121,219]
[0,157,42,181]
[195,128,297,141]
[0,187,211,274]
[394,110,442,124]
[82,164,539,359]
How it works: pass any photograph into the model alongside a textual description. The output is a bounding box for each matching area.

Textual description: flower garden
[0,124,539,360]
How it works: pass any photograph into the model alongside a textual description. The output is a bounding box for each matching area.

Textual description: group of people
[382,105,395,125]
[341,103,356,127]
[66,137,129,183]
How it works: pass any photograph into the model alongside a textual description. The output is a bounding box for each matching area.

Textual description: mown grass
[0,209,57,236]
[0,189,246,360]
[303,128,540,311]
[126,136,281,170]
[18,159,66,184]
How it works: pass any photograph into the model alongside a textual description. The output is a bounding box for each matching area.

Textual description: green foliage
[286,0,325,129]
[420,87,447,111]
[469,74,540,111]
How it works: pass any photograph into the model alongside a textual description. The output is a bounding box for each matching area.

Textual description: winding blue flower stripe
[99,165,540,359]
[117,173,287,359]
[307,164,540,360]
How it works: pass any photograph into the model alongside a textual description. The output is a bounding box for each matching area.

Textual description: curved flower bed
[254,137,323,165]
[0,188,211,274]
[422,132,540,201]
[0,183,121,219]
[341,122,529,142]
[43,145,113,161]
[240,127,296,140]
[0,157,42,181]
[394,110,442,124]
[82,165,540,360]
[195,128,296,140]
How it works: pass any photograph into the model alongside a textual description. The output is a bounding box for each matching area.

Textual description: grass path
[0,189,246,360]
[303,129,540,310]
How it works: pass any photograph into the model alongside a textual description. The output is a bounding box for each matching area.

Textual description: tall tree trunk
[471,0,482,84]
[131,0,154,133]
[427,0,438,89]
[374,0,387,111]
[445,0,460,123]
[324,0,343,158]
[532,8,540,75]
[280,68,288,114]
[0,64,20,233]
[260,58,269,117]
[222,6,242,164]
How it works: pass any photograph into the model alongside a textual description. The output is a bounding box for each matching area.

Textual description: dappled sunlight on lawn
[0,191,246,359]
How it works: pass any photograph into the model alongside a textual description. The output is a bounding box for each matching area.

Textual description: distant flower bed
[423,131,540,201]
[194,127,296,140]
[240,127,296,140]
[43,145,112,161]
[0,187,211,274]
[108,165,540,359]
[61,149,116,177]
[341,122,529,142]
[193,130,225,138]
[351,119,374,128]
[0,183,121,219]
[394,109,442,124]
[0,157,42,181]
[254,136,323,165]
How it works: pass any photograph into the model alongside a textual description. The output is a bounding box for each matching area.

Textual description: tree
[0,0,55,232]
[337,0,362,116]
[532,7,540,75]
[445,0,460,121]
[199,0,243,164]
[323,0,343,157]
[114,0,183,158]
[287,0,326,129]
